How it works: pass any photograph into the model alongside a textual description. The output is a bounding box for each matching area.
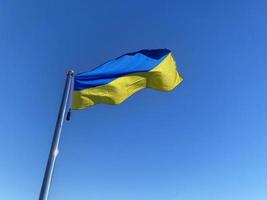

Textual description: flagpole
[39,70,74,200]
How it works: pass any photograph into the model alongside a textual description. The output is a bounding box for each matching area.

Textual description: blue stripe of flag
[74,49,171,91]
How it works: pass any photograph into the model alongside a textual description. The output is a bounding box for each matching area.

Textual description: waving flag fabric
[72,49,183,110]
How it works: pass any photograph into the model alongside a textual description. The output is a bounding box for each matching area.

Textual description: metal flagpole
[39,70,74,200]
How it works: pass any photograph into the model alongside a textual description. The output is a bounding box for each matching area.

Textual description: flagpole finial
[68,69,74,76]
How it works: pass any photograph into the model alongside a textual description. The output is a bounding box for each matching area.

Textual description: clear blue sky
[0,0,267,199]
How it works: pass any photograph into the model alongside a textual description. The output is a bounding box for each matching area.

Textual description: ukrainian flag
[72,49,183,110]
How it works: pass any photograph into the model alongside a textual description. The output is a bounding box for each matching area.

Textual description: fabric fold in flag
[72,49,183,110]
